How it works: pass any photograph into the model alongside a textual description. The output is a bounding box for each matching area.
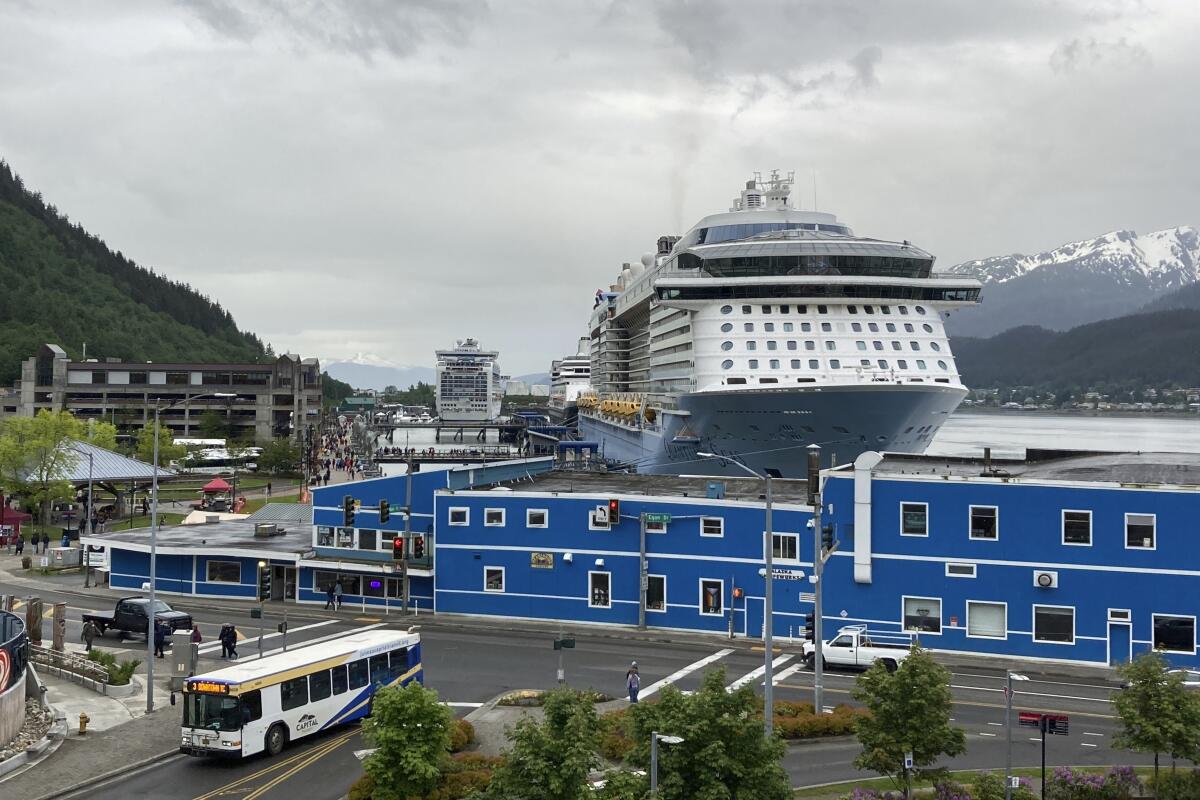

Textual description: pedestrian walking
[626,661,641,703]
[154,620,167,658]
[14,535,23,556]
[266,482,272,498]
[334,578,344,610]
[219,623,238,659]
[82,619,98,652]
[190,625,203,645]
[324,583,336,611]
[41,532,49,553]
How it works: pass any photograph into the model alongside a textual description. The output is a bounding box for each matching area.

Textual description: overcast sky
[1,0,1197,375]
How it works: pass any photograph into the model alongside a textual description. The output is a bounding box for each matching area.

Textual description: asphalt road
[1,578,1145,799]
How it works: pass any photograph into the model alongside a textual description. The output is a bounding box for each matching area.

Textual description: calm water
[929,411,1200,458]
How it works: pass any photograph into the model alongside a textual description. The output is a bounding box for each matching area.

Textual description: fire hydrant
[78,712,89,735]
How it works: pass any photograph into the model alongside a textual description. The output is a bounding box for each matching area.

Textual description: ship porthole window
[915,306,927,315]
[721,359,733,370]
[923,323,934,333]
[720,305,733,315]
[930,342,941,352]
[720,323,733,332]
[749,359,759,369]
[938,360,948,370]
[830,359,840,368]
[809,359,820,369]
[790,359,801,368]
[899,306,909,315]
[721,341,733,351]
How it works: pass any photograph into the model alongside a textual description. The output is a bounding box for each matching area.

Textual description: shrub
[838,788,902,800]
[448,718,475,753]
[347,774,374,800]
[1153,769,1200,800]
[107,658,140,686]
[931,781,971,800]
[1045,766,1141,800]
[597,708,635,761]
[972,771,1035,800]
[773,700,815,718]
[774,704,867,740]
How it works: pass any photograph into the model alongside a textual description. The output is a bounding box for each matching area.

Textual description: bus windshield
[184,694,242,732]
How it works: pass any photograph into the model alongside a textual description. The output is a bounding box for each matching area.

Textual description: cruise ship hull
[577,384,965,477]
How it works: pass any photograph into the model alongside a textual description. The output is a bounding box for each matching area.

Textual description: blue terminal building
[90,449,1200,669]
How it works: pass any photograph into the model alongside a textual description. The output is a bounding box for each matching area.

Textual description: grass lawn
[240,492,301,514]
[792,766,1158,799]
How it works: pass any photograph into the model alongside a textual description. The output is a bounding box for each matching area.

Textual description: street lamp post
[649,732,684,798]
[67,446,94,588]
[1005,671,1029,800]
[146,391,234,713]
[697,451,775,736]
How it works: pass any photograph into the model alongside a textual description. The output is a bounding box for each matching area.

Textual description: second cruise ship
[576,171,982,478]
[435,338,504,422]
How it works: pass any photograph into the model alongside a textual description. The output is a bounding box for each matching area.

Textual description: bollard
[78,712,90,735]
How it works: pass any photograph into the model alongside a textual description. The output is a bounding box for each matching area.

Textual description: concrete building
[1,344,321,441]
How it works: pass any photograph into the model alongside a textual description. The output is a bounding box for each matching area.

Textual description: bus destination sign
[188,680,230,694]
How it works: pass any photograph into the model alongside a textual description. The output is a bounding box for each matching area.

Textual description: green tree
[621,668,790,800]
[0,410,109,525]
[851,647,965,789]
[135,423,186,467]
[362,682,453,800]
[197,409,229,440]
[1113,651,1200,791]
[257,438,300,475]
[481,688,600,800]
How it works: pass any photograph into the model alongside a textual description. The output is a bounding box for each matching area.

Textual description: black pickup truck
[82,597,193,638]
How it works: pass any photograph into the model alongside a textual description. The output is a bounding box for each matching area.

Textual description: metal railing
[28,643,109,689]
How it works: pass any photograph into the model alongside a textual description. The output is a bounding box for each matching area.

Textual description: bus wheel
[265,724,287,757]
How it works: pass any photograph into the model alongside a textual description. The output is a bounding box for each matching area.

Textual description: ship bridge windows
[697,254,931,279]
[657,285,980,304]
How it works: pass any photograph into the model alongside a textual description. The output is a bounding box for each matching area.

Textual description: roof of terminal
[833,450,1200,488]
[490,471,815,504]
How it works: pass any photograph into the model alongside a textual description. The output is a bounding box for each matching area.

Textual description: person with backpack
[626,661,641,703]
[219,623,238,659]
[153,620,168,658]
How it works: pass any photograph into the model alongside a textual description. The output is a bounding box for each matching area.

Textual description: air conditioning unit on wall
[1033,570,1058,589]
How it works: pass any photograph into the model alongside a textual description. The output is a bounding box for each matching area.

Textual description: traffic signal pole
[402,450,413,613]
[808,446,825,715]
[638,512,647,631]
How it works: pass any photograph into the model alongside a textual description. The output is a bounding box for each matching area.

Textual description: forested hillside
[953,308,1200,395]
[0,161,267,385]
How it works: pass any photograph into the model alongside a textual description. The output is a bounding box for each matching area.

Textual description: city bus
[180,628,421,758]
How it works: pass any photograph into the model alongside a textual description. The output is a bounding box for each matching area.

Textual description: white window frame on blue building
[899,502,928,537]
[945,563,976,578]
[700,517,724,537]
[1152,613,1196,655]
[646,574,666,613]
[589,571,611,608]
[645,518,667,534]
[699,578,723,616]
[968,505,998,541]
[772,532,800,563]
[449,507,469,526]
[1125,513,1156,550]
[206,561,241,584]
[902,595,942,634]
[1061,509,1092,546]
[484,508,506,527]
[484,566,505,593]
[526,509,548,528]
[965,600,1007,640]
[1033,604,1075,645]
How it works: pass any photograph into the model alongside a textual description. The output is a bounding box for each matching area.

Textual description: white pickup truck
[801,625,915,672]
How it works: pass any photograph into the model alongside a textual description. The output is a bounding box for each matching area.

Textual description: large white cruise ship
[547,337,591,426]
[576,171,982,478]
[435,338,504,422]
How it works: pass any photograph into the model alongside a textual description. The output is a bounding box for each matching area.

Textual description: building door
[1108,622,1131,666]
[745,597,763,639]
[271,566,291,602]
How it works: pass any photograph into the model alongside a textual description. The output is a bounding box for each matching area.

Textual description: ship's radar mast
[731,169,795,211]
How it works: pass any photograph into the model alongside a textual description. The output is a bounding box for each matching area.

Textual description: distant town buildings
[0,343,321,441]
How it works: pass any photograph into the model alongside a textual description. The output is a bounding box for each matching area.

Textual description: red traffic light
[732,587,744,599]
[392,536,404,560]
[608,498,620,518]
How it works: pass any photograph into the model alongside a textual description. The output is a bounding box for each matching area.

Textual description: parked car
[801,625,914,672]
[82,596,193,638]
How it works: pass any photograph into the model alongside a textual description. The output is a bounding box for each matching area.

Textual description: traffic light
[412,535,425,559]
[804,612,815,642]
[379,499,390,524]
[607,498,620,521]
[259,565,272,601]
[821,524,835,552]
[392,535,404,561]
[342,495,355,527]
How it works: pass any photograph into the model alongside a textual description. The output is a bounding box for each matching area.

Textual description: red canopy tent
[0,507,32,540]
[201,478,232,493]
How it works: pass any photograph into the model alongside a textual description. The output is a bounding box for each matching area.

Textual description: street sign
[771,568,805,581]
[1044,714,1069,735]
[644,513,671,524]
[903,752,913,770]
[1018,711,1041,728]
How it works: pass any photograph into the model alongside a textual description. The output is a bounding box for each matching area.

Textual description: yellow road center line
[243,736,354,800]
[191,730,357,800]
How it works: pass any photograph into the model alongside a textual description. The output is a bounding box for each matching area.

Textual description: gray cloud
[0,0,1194,375]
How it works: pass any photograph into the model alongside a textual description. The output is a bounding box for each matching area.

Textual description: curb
[29,748,181,800]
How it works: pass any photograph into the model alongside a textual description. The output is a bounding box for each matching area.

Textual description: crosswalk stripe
[639,649,734,700]
[443,702,484,708]
[727,654,794,691]
[197,620,337,655]
[772,663,802,686]
[256,623,388,659]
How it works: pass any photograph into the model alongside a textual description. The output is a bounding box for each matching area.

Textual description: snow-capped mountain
[942,226,1199,338]
[324,354,436,391]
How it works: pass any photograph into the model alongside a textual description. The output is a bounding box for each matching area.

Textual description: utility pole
[762,469,774,736]
[401,450,413,613]
[808,445,825,715]
[638,512,647,631]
